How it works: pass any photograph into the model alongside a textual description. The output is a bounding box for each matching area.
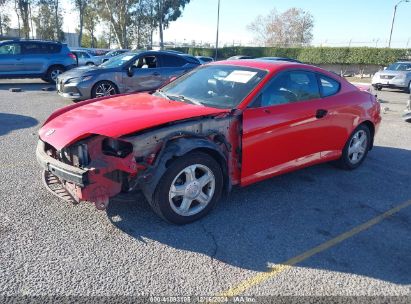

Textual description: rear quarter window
[161,55,187,67]
[319,75,341,97]
[45,43,62,54]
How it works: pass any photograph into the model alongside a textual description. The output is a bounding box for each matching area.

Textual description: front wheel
[150,152,224,225]
[91,81,118,98]
[336,124,371,170]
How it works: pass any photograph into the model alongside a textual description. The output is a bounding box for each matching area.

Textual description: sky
[7,0,411,48]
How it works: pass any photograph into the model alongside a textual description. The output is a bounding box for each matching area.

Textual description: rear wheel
[405,82,411,94]
[86,62,95,66]
[46,66,65,84]
[336,124,371,170]
[150,152,223,225]
[91,81,118,98]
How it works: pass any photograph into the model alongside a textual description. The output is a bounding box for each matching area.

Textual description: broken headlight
[102,138,133,158]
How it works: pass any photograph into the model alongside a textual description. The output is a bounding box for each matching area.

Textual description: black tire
[45,65,65,84]
[150,151,224,225]
[91,81,119,99]
[86,62,94,66]
[336,124,371,170]
[405,82,411,94]
[376,85,382,91]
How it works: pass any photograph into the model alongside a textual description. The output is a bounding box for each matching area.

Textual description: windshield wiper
[166,94,204,106]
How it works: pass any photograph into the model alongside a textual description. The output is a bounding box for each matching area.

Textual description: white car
[372,61,411,93]
[71,50,102,66]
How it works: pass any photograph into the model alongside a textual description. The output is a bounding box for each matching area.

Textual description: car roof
[209,59,340,78]
[125,50,200,64]
[5,39,62,44]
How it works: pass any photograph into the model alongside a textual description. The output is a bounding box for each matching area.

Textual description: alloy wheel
[348,130,368,165]
[168,164,216,217]
[50,69,63,82]
[95,83,116,97]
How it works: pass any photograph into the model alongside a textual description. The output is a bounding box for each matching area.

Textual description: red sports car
[37,60,381,224]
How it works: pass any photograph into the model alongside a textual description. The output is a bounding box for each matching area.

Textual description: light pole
[388,0,409,48]
[215,0,221,61]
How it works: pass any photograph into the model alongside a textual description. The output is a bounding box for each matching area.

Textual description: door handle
[316,109,328,119]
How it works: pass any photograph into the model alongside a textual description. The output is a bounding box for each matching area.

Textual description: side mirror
[127,66,136,77]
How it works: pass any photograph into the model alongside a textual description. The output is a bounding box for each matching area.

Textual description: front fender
[138,136,229,202]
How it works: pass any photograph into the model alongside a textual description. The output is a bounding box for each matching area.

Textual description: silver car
[71,50,102,66]
[99,49,130,63]
[56,50,201,101]
[372,61,411,93]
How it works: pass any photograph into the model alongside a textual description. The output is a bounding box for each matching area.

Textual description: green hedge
[169,46,411,65]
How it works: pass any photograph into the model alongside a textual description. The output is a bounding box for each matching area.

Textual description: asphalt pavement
[0,79,410,300]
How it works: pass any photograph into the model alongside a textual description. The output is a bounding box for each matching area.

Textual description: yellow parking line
[219,199,411,297]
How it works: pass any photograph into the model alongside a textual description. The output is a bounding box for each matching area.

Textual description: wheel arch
[359,120,375,150]
[139,136,231,203]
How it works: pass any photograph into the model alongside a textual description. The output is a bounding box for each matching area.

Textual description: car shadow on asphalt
[0,81,55,92]
[0,112,38,136]
[107,146,411,285]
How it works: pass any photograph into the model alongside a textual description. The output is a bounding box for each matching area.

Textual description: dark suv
[56,50,201,101]
[0,39,77,83]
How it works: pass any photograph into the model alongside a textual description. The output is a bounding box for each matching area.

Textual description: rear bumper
[36,140,88,186]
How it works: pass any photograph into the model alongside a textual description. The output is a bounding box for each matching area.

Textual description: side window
[319,75,340,97]
[22,43,42,54]
[0,43,21,55]
[161,54,187,67]
[77,52,89,59]
[133,55,158,69]
[256,71,320,108]
[45,44,61,54]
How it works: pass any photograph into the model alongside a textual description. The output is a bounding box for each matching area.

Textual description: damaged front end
[37,136,142,210]
[36,113,241,210]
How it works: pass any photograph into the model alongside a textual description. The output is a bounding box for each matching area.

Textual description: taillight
[68,53,76,61]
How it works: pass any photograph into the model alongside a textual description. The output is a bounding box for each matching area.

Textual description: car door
[0,42,23,74]
[21,42,47,74]
[241,70,336,186]
[122,54,163,92]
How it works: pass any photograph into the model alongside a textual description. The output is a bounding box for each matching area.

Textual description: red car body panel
[37,60,381,210]
[39,93,229,150]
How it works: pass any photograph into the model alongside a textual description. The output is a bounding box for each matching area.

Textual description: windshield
[100,53,137,68]
[386,62,411,71]
[156,65,267,109]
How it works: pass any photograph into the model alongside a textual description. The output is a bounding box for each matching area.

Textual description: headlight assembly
[66,75,94,84]
[102,138,133,158]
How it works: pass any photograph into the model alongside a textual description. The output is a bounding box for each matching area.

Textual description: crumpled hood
[39,93,229,150]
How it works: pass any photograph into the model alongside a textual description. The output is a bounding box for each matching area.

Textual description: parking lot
[0,79,410,299]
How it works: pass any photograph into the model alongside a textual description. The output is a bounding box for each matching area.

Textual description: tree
[0,0,11,36]
[83,1,99,48]
[15,0,32,38]
[131,0,157,49]
[73,0,89,47]
[155,0,190,49]
[96,0,139,49]
[248,8,314,47]
[33,0,64,41]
